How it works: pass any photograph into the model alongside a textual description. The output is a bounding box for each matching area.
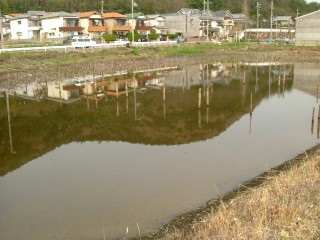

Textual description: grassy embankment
[147,147,320,240]
[2,42,320,73]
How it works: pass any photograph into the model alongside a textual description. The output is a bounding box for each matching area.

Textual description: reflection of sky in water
[1,65,320,239]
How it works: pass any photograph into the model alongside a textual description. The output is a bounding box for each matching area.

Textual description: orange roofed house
[78,11,108,41]
[103,12,131,38]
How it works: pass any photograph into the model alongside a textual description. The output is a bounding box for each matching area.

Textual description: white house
[40,12,83,43]
[145,14,169,40]
[10,11,44,40]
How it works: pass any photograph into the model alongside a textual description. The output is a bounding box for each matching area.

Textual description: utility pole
[270,0,274,43]
[244,0,249,42]
[204,0,210,41]
[256,2,261,41]
[0,10,4,49]
[101,1,104,14]
[131,0,134,43]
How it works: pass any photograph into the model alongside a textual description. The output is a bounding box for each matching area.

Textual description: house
[198,12,223,39]
[10,11,45,40]
[40,12,83,43]
[168,8,224,40]
[125,12,145,33]
[47,82,80,101]
[295,10,320,46]
[145,14,169,40]
[213,10,234,35]
[274,16,294,28]
[78,11,108,40]
[103,12,131,37]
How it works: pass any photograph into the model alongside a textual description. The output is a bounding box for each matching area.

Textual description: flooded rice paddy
[1,61,320,240]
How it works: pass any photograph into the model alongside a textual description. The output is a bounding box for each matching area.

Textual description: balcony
[59,26,83,32]
[88,26,109,32]
[135,26,153,31]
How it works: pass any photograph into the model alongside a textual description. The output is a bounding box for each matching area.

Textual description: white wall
[41,17,64,39]
[10,18,30,39]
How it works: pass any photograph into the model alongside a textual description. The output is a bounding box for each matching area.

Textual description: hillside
[1,0,320,19]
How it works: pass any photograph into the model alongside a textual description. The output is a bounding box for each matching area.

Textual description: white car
[72,36,96,48]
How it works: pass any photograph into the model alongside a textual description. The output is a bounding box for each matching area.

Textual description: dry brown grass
[164,154,320,240]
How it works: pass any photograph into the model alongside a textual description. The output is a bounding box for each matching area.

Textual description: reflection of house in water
[14,81,46,99]
[47,82,82,101]
[293,63,320,96]
[161,63,227,89]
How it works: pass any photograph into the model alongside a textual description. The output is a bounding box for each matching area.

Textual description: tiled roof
[78,11,98,18]
[41,12,78,19]
[103,12,127,19]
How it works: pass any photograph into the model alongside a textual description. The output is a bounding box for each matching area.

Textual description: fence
[0,41,178,54]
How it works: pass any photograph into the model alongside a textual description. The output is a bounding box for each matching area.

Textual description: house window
[18,21,21,25]
[17,32,22,36]
[49,32,55,37]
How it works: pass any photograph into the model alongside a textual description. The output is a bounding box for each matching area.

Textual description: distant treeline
[1,0,319,19]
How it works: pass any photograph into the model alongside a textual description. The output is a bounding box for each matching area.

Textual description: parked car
[71,36,96,48]
[176,36,186,43]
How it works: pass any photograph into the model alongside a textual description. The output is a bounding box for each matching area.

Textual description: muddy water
[0,62,319,240]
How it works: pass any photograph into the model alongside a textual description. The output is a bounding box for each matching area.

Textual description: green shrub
[102,33,118,42]
[168,34,177,40]
[148,30,160,40]
[127,30,142,42]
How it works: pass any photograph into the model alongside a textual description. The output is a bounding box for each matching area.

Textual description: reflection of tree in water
[0,63,294,176]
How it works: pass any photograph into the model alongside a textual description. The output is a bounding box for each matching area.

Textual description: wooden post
[126,97,129,114]
[250,92,253,114]
[206,86,209,106]
[198,109,201,128]
[317,83,319,103]
[311,107,315,135]
[163,84,166,102]
[117,100,119,117]
[198,88,202,109]
[125,82,128,97]
[312,107,315,122]
[116,81,119,99]
[278,75,281,87]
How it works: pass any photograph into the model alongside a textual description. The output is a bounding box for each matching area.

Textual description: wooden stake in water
[163,84,166,102]
[250,92,253,114]
[125,82,128,97]
[6,91,13,153]
[116,100,119,117]
[206,86,209,106]
[198,88,202,109]
[102,218,106,240]
[311,107,315,135]
[116,81,119,99]
[198,109,201,128]
[136,222,141,240]
[317,83,319,103]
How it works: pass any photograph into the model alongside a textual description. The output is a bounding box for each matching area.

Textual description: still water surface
[0,62,320,239]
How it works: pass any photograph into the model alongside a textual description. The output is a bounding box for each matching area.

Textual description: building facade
[295,10,320,46]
